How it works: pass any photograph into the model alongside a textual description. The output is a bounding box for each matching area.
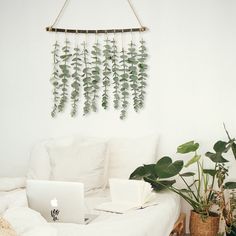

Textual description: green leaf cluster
[82,42,92,115]
[120,48,129,120]
[130,127,236,221]
[58,39,72,112]
[127,41,139,112]
[50,38,148,119]
[71,45,82,117]
[137,39,148,109]
[102,39,112,110]
[111,39,120,109]
[50,41,60,117]
[91,41,102,112]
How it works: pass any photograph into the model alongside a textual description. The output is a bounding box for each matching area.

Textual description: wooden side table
[169,213,186,236]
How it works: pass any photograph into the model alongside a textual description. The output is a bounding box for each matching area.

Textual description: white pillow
[3,207,57,236]
[0,178,26,192]
[107,135,158,179]
[48,141,107,191]
[27,136,78,180]
[0,190,28,214]
[27,142,51,180]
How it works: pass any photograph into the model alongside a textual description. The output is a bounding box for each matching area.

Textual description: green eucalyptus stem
[82,41,92,115]
[58,39,72,112]
[71,44,82,117]
[137,39,148,109]
[102,38,112,110]
[111,38,120,109]
[50,41,60,117]
[128,40,139,112]
[91,40,101,112]
[120,47,129,120]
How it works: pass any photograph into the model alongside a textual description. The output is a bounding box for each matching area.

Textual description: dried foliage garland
[50,35,148,119]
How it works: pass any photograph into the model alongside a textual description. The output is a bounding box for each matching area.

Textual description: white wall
[1,0,236,231]
[1,0,236,174]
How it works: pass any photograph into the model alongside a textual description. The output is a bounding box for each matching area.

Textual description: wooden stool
[170,213,186,236]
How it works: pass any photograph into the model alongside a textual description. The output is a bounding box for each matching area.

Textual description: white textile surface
[0,189,27,214]
[1,189,180,236]
[0,177,26,191]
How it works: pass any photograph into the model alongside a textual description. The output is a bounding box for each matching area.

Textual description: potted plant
[213,127,236,236]
[130,127,236,236]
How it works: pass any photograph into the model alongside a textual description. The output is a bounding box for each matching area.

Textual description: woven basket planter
[189,210,220,236]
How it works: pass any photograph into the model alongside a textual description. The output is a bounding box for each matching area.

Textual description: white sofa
[0,135,180,236]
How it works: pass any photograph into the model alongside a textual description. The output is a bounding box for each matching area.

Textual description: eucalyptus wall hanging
[47,0,149,119]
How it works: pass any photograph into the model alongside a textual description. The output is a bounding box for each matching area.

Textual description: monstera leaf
[184,155,201,168]
[177,141,199,154]
[155,156,184,178]
[180,172,195,177]
[143,177,176,191]
[203,169,217,177]
[205,151,228,163]
[213,141,228,153]
[224,182,236,189]
[129,164,156,180]
[232,142,236,159]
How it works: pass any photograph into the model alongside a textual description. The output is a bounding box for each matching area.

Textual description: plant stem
[179,174,199,201]
[197,158,201,199]
[207,163,217,203]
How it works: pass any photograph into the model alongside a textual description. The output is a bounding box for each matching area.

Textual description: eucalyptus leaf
[58,38,71,112]
[102,39,112,110]
[120,48,129,120]
[91,41,101,112]
[111,39,120,109]
[50,40,60,117]
[82,41,92,115]
[137,39,148,109]
[127,41,139,112]
[70,45,81,117]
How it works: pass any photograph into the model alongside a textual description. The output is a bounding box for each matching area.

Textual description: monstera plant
[130,127,236,236]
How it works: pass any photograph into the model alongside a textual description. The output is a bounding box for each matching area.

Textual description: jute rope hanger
[46,0,148,34]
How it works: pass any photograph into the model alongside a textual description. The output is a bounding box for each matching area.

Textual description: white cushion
[3,207,57,236]
[0,178,26,192]
[27,142,51,180]
[107,135,158,179]
[27,136,80,180]
[47,141,108,192]
[0,190,27,214]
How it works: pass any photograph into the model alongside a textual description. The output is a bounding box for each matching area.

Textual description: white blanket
[1,189,180,236]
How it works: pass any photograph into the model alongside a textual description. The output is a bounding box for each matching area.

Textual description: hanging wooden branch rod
[45,26,148,34]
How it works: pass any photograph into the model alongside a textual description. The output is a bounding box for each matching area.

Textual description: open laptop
[26,180,97,224]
